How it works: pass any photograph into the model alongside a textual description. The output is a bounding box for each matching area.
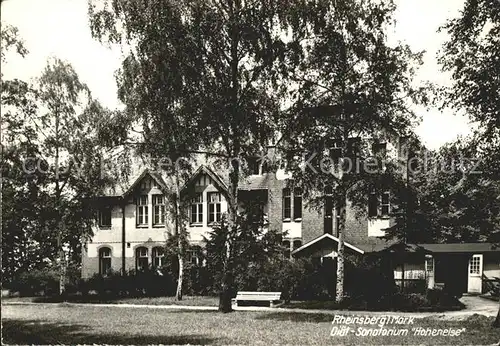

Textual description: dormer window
[190,193,203,224]
[153,194,165,226]
[208,192,222,224]
[136,195,149,226]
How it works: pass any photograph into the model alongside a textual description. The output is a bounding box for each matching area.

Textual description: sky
[1,0,475,150]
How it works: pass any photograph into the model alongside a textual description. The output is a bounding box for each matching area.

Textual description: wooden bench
[232,291,283,308]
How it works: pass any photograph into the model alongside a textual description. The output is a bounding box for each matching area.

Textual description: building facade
[81,139,500,294]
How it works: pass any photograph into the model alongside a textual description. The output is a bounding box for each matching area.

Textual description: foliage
[1,24,120,285]
[439,0,500,142]
[82,269,177,297]
[9,267,60,297]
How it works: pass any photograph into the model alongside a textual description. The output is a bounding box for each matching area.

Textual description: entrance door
[468,254,483,294]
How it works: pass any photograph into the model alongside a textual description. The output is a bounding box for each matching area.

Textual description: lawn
[2,304,500,345]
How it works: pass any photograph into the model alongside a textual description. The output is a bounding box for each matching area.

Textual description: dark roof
[180,165,228,194]
[417,243,499,253]
[101,169,169,198]
[121,169,169,197]
[356,243,394,253]
[369,242,500,254]
[292,233,365,256]
[238,174,275,191]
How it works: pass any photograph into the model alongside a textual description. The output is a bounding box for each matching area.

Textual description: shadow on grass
[2,319,221,345]
[23,295,218,307]
[255,312,334,323]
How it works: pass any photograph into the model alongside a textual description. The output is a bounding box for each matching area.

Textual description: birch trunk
[175,173,184,301]
[335,192,346,302]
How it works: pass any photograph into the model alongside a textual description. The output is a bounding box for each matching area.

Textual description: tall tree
[1,23,47,283]
[280,0,426,302]
[439,0,500,326]
[88,0,308,312]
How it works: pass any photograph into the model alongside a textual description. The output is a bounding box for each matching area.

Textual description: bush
[82,267,177,298]
[10,268,59,297]
[426,287,465,309]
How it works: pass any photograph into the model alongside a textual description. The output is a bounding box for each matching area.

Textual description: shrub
[10,268,59,297]
[426,287,465,309]
[81,267,177,298]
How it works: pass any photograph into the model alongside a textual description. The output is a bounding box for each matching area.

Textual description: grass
[3,295,218,306]
[3,303,500,345]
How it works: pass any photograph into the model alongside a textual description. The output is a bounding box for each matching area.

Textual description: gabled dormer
[181,165,228,232]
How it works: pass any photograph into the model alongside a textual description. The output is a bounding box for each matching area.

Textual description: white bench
[232,291,283,308]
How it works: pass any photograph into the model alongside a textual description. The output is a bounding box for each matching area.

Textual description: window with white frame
[99,247,112,275]
[208,192,222,223]
[283,188,302,221]
[190,193,203,224]
[99,207,112,228]
[136,195,148,226]
[293,188,302,220]
[368,189,390,218]
[136,247,149,270]
[469,255,481,275]
[381,191,390,216]
[283,188,291,220]
[152,247,165,268]
[187,247,201,265]
[152,194,165,226]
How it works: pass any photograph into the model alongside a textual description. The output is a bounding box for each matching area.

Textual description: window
[283,240,291,259]
[368,190,390,217]
[136,195,148,226]
[136,247,149,270]
[152,247,165,267]
[153,195,165,226]
[190,193,203,224]
[140,179,151,190]
[208,192,222,223]
[99,207,112,228]
[187,247,201,266]
[247,157,260,175]
[469,255,481,275]
[372,142,387,158]
[293,240,302,251]
[283,188,302,221]
[261,159,270,174]
[425,255,434,273]
[283,188,291,220]
[381,191,390,216]
[99,247,112,275]
[293,188,302,220]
